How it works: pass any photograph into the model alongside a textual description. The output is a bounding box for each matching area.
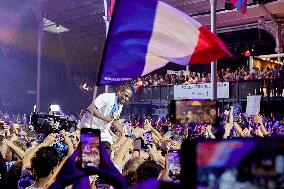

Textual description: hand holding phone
[143,131,153,145]
[81,128,101,168]
[168,150,181,179]
[133,138,142,150]
[232,103,241,122]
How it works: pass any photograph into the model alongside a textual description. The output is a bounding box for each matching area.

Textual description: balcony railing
[97,79,284,103]
[130,79,284,102]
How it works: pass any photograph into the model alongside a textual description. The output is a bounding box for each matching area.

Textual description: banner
[246,95,261,116]
[174,82,229,100]
[166,70,190,76]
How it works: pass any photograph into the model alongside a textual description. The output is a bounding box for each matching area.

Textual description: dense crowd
[0,111,29,126]
[1,108,284,188]
[71,65,284,98]
[131,65,284,88]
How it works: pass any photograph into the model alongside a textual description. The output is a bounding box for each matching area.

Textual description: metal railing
[97,79,284,103]
[130,79,284,102]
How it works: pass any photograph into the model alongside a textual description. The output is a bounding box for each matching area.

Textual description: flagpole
[103,0,111,93]
[210,0,217,100]
[89,0,111,125]
[36,0,44,112]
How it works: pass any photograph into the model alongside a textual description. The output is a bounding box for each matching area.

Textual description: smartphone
[170,100,217,124]
[143,131,153,145]
[96,177,110,189]
[53,134,68,161]
[81,128,101,168]
[133,138,142,150]
[232,102,241,122]
[168,150,181,179]
[181,138,284,189]
[123,121,132,135]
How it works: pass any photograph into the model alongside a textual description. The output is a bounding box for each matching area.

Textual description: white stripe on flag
[142,1,201,75]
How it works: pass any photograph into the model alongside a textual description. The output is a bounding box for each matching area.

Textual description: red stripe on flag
[197,143,219,167]
[189,26,231,65]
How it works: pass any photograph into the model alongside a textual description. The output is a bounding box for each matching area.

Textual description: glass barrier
[128,79,284,102]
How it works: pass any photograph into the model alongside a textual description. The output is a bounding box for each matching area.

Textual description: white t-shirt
[80,93,123,144]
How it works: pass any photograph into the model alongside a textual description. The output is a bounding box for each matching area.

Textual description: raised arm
[3,139,25,159]
[87,104,113,123]
[254,114,268,136]
[22,133,56,171]
[112,127,149,168]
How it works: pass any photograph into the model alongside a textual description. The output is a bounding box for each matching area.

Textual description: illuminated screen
[175,100,217,124]
[168,151,181,177]
[196,139,284,188]
[82,132,100,168]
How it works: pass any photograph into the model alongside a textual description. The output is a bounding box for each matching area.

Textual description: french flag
[197,141,256,168]
[98,0,231,85]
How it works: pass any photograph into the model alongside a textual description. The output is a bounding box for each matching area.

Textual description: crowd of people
[1,106,284,188]
[0,111,29,126]
[0,81,284,189]
[131,65,284,88]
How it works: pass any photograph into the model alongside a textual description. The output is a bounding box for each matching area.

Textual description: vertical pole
[103,0,111,37]
[276,23,283,62]
[103,0,111,93]
[104,84,109,95]
[210,0,217,100]
[36,0,43,112]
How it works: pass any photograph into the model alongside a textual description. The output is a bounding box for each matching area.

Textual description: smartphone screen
[133,138,142,150]
[81,128,101,168]
[170,100,217,124]
[53,134,68,161]
[96,177,110,189]
[195,139,284,188]
[123,121,132,135]
[232,102,241,122]
[143,131,153,145]
[168,150,181,179]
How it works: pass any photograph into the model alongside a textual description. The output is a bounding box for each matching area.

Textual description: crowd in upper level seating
[131,65,284,88]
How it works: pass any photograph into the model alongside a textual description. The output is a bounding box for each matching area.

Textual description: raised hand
[44,133,57,145]
[253,114,263,125]
[132,127,150,138]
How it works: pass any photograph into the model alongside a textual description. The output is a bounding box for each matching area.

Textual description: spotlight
[50,104,60,112]
[244,50,251,57]
[56,24,60,30]
[82,83,89,91]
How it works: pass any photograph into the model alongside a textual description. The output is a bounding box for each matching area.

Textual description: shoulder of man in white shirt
[94,93,117,108]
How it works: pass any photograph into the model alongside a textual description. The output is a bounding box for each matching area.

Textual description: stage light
[50,104,60,112]
[82,83,89,91]
[245,50,251,57]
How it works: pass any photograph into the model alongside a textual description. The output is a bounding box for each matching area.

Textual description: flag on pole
[230,0,247,15]
[97,0,231,85]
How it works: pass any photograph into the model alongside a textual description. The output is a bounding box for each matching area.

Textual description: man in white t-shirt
[80,86,133,144]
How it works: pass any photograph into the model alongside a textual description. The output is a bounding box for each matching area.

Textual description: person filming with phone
[80,85,133,144]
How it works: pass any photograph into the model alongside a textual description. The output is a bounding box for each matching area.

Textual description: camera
[29,112,77,135]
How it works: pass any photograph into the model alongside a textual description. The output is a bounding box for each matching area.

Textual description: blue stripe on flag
[98,0,158,85]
